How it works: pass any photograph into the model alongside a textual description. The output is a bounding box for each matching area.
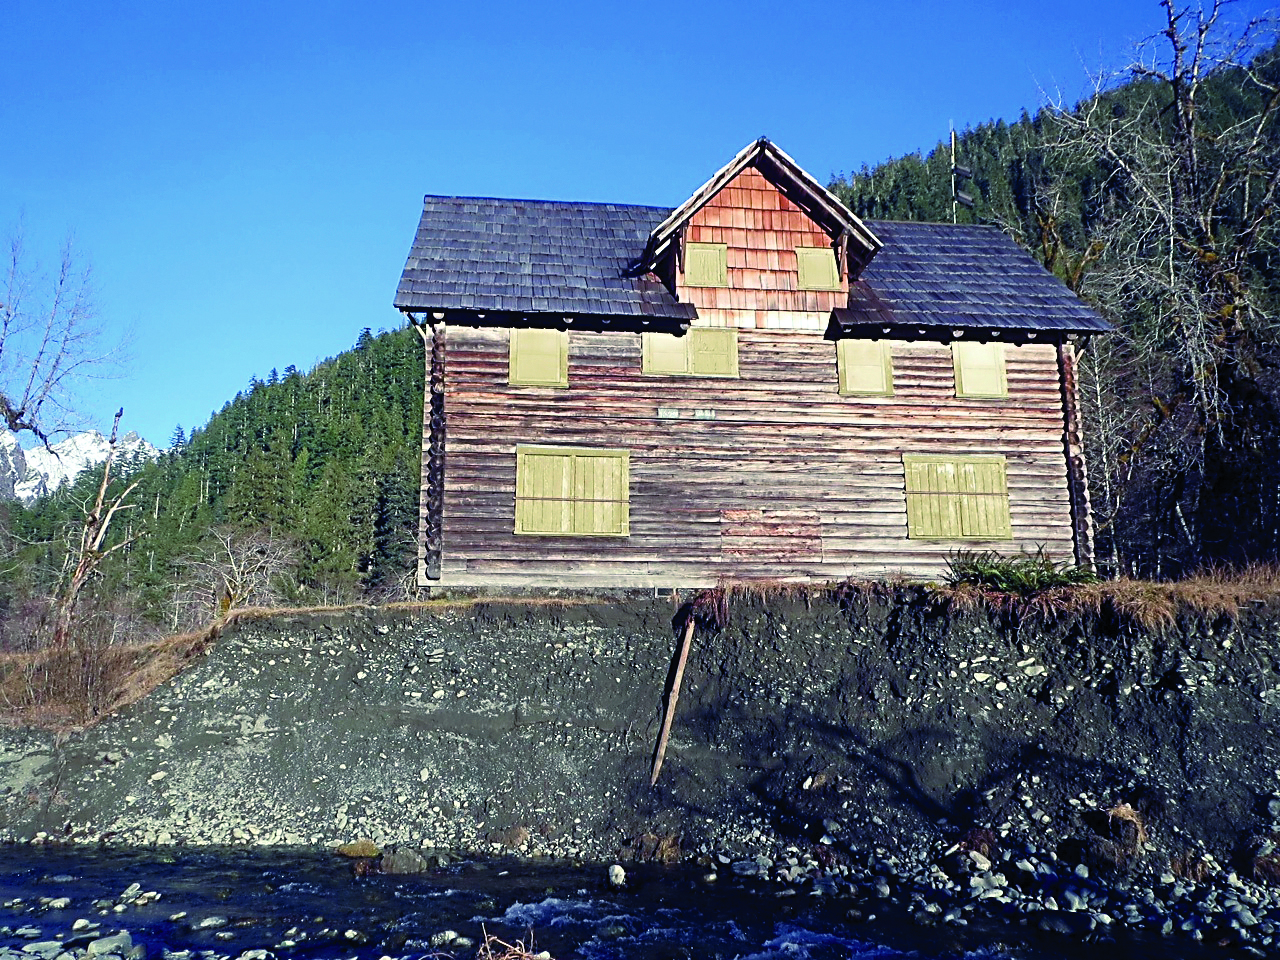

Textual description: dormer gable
[639,138,882,295]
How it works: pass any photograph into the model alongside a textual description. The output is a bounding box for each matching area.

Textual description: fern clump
[944,547,1098,593]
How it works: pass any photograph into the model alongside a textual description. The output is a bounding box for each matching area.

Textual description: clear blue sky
[1,0,1270,446]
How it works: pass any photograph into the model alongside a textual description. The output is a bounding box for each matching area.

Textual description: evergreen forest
[0,328,424,648]
[1,9,1278,650]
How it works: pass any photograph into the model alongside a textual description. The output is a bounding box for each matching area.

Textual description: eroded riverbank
[0,592,1278,953]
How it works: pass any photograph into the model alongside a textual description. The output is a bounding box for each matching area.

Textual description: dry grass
[930,563,1280,631]
[475,928,550,960]
[0,626,218,731]
[1170,849,1212,882]
[1106,802,1148,851]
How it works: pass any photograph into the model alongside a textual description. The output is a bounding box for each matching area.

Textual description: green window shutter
[838,339,894,396]
[688,328,738,377]
[642,329,738,377]
[643,332,691,375]
[957,458,1012,539]
[953,341,1007,398]
[796,246,842,290]
[515,449,572,534]
[684,243,728,287]
[904,455,1011,540]
[515,446,629,537]
[572,449,630,536]
[509,328,568,386]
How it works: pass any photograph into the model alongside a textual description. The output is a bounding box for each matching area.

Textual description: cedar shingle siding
[394,138,1107,587]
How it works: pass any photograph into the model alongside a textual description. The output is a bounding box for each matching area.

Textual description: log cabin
[393,138,1109,588]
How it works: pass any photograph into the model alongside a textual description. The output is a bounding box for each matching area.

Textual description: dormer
[638,138,882,330]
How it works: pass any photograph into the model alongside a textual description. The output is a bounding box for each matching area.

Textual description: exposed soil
[0,590,1277,878]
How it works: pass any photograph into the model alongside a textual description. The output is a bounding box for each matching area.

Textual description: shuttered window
[515,446,630,537]
[903,455,1012,540]
[642,328,738,377]
[684,243,728,287]
[837,339,894,396]
[796,246,842,290]
[509,328,568,387]
[952,341,1008,398]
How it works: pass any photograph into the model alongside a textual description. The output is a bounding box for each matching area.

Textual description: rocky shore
[0,592,1278,954]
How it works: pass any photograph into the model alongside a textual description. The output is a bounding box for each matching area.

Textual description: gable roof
[838,220,1111,335]
[395,196,696,323]
[393,157,1110,337]
[640,138,882,276]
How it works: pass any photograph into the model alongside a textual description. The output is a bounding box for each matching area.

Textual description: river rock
[380,848,428,874]
[486,825,529,849]
[335,839,379,858]
[20,943,63,958]
[608,864,626,887]
[87,932,132,957]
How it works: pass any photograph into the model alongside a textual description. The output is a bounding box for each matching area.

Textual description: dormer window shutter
[684,243,728,287]
[796,247,842,290]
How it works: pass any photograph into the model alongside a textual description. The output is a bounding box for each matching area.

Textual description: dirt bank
[0,591,1277,873]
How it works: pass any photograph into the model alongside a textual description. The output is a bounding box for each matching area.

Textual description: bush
[944,547,1099,593]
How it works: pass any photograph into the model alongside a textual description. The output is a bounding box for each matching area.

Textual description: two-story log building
[394,139,1109,588]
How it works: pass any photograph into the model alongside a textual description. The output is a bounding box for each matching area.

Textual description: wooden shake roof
[394,141,1109,336]
[395,196,696,323]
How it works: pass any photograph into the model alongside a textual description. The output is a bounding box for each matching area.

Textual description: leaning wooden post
[650,615,697,786]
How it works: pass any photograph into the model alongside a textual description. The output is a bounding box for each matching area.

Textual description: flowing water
[0,849,1210,960]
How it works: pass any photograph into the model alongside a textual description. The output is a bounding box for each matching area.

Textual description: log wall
[424,326,1077,587]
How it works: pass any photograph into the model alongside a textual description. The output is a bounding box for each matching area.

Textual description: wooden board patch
[721,509,822,562]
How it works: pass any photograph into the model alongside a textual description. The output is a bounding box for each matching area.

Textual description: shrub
[944,547,1099,593]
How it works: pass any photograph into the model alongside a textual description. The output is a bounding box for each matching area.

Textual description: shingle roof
[394,196,696,321]
[840,220,1110,334]
[393,200,1109,335]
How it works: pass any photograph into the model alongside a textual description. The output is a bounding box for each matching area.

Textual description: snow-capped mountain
[0,429,160,504]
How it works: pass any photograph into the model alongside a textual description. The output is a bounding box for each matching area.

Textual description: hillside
[0,326,424,646]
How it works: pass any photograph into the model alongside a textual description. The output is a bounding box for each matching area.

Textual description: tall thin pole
[950,125,958,225]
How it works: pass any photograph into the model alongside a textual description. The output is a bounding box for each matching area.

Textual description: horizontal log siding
[428,327,1076,587]
[678,167,844,331]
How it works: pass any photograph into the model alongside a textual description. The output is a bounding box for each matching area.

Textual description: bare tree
[179,527,299,621]
[49,409,141,647]
[1,227,112,445]
[1046,1,1280,573]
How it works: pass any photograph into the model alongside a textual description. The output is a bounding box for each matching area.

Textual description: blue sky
[1,0,1271,446]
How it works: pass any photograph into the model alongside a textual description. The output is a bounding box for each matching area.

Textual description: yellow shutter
[958,458,1012,539]
[688,328,738,377]
[515,446,629,537]
[684,243,728,287]
[642,329,738,378]
[643,332,690,374]
[509,328,568,386]
[838,340,894,396]
[904,455,1011,540]
[953,341,1007,398]
[796,246,841,290]
[515,449,572,534]
[572,449,629,536]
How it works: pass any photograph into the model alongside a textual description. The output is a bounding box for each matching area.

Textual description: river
[0,848,1226,960]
